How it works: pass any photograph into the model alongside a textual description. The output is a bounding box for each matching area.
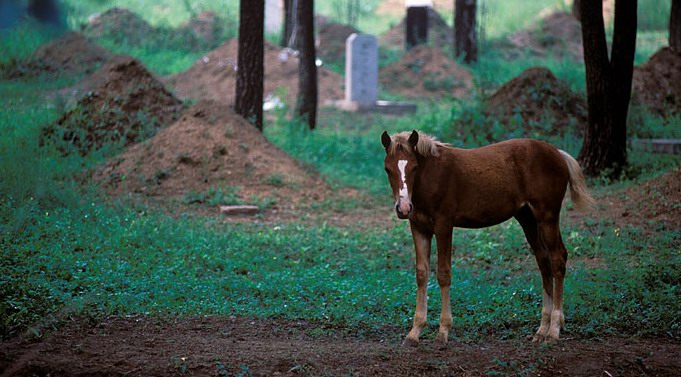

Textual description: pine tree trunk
[572,0,581,21]
[577,0,637,177]
[671,0,681,52]
[454,0,477,64]
[295,0,318,130]
[235,0,265,131]
[280,0,294,48]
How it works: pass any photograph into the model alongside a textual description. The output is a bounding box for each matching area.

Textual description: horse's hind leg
[539,220,567,341]
[434,230,453,346]
[516,208,556,342]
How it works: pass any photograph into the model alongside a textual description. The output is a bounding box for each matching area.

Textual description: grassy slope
[1,0,679,341]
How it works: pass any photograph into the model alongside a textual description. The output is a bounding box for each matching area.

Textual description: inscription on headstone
[406,6,429,49]
[345,33,378,105]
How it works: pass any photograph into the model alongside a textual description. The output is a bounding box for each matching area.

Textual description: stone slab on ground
[634,139,681,154]
[220,205,260,216]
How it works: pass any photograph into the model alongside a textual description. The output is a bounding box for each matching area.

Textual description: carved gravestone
[345,33,378,106]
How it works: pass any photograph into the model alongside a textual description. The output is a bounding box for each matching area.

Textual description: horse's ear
[381,131,391,151]
[408,130,419,149]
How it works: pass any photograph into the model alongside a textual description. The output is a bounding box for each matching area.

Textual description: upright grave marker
[345,33,378,106]
[338,33,416,114]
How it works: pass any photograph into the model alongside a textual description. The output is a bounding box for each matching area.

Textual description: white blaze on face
[398,160,409,198]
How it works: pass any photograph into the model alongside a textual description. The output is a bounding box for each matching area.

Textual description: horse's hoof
[544,335,559,344]
[402,337,419,348]
[434,333,448,348]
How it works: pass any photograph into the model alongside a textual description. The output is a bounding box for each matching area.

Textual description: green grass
[1,0,680,343]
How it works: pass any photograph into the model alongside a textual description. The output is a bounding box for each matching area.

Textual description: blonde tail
[559,150,596,213]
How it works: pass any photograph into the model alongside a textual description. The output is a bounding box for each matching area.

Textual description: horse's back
[445,139,569,224]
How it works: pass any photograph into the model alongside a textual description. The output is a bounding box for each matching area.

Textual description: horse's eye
[384,167,390,174]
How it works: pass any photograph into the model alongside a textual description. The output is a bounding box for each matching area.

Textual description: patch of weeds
[265,174,286,187]
[152,168,173,184]
[183,186,242,206]
[423,74,464,92]
[171,356,189,374]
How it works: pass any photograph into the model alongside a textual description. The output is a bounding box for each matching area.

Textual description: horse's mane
[388,131,448,157]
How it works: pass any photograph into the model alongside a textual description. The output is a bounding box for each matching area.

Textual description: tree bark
[235,0,265,131]
[280,0,294,48]
[671,0,681,52]
[295,0,317,129]
[572,0,581,21]
[578,0,637,177]
[454,0,477,64]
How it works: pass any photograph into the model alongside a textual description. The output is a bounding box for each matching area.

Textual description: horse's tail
[559,150,596,213]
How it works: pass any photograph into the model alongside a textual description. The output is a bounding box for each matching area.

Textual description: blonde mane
[388,131,448,157]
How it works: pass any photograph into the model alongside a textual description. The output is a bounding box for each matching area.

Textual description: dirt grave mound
[84,7,155,45]
[165,39,344,107]
[317,21,359,66]
[379,45,472,99]
[484,67,586,134]
[505,11,583,60]
[176,11,227,48]
[41,55,183,155]
[379,7,452,50]
[598,168,681,233]
[85,7,226,50]
[94,101,328,213]
[632,47,681,117]
[1,31,111,79]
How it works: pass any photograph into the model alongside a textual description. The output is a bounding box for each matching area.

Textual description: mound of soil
[176,11,227,49]
[85,8,226,50]
[41,55,183,155]
[0,31,111,78]
[84,7,154,45]
[484,67,586,134]
[632,47,681,117]
[505,11,583,60]
[317,22,359,66]
[598,168,681,233]
[380,7,452,50]
[379,45,472,99]
[93,101,328,212]
[165,39,344,107]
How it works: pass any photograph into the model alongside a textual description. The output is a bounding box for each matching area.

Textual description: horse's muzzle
[395,201,413,219]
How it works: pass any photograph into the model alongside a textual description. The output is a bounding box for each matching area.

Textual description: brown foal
[381,130,594,346]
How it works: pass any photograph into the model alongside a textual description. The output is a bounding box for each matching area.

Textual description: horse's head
[381,130,420,219]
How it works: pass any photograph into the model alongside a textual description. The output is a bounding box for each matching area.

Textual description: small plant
[183,186,242,206]
[265,174,286,187]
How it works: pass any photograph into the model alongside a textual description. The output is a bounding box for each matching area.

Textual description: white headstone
[345,33,378,105]
[265,0,283,35]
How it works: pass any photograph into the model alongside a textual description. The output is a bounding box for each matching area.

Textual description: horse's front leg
[403,224,432,347]
[434,230,453,345]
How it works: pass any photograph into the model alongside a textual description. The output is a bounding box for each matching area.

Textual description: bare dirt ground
[2,316,680,376]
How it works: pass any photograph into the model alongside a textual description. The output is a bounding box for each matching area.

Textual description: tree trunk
[295,0,317,130]
[235,0,265,131]
[671,0,681,52]
[280,0,294,48]
[578,0,637,177]
[572,0,581,21]
[454,0,477,64]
